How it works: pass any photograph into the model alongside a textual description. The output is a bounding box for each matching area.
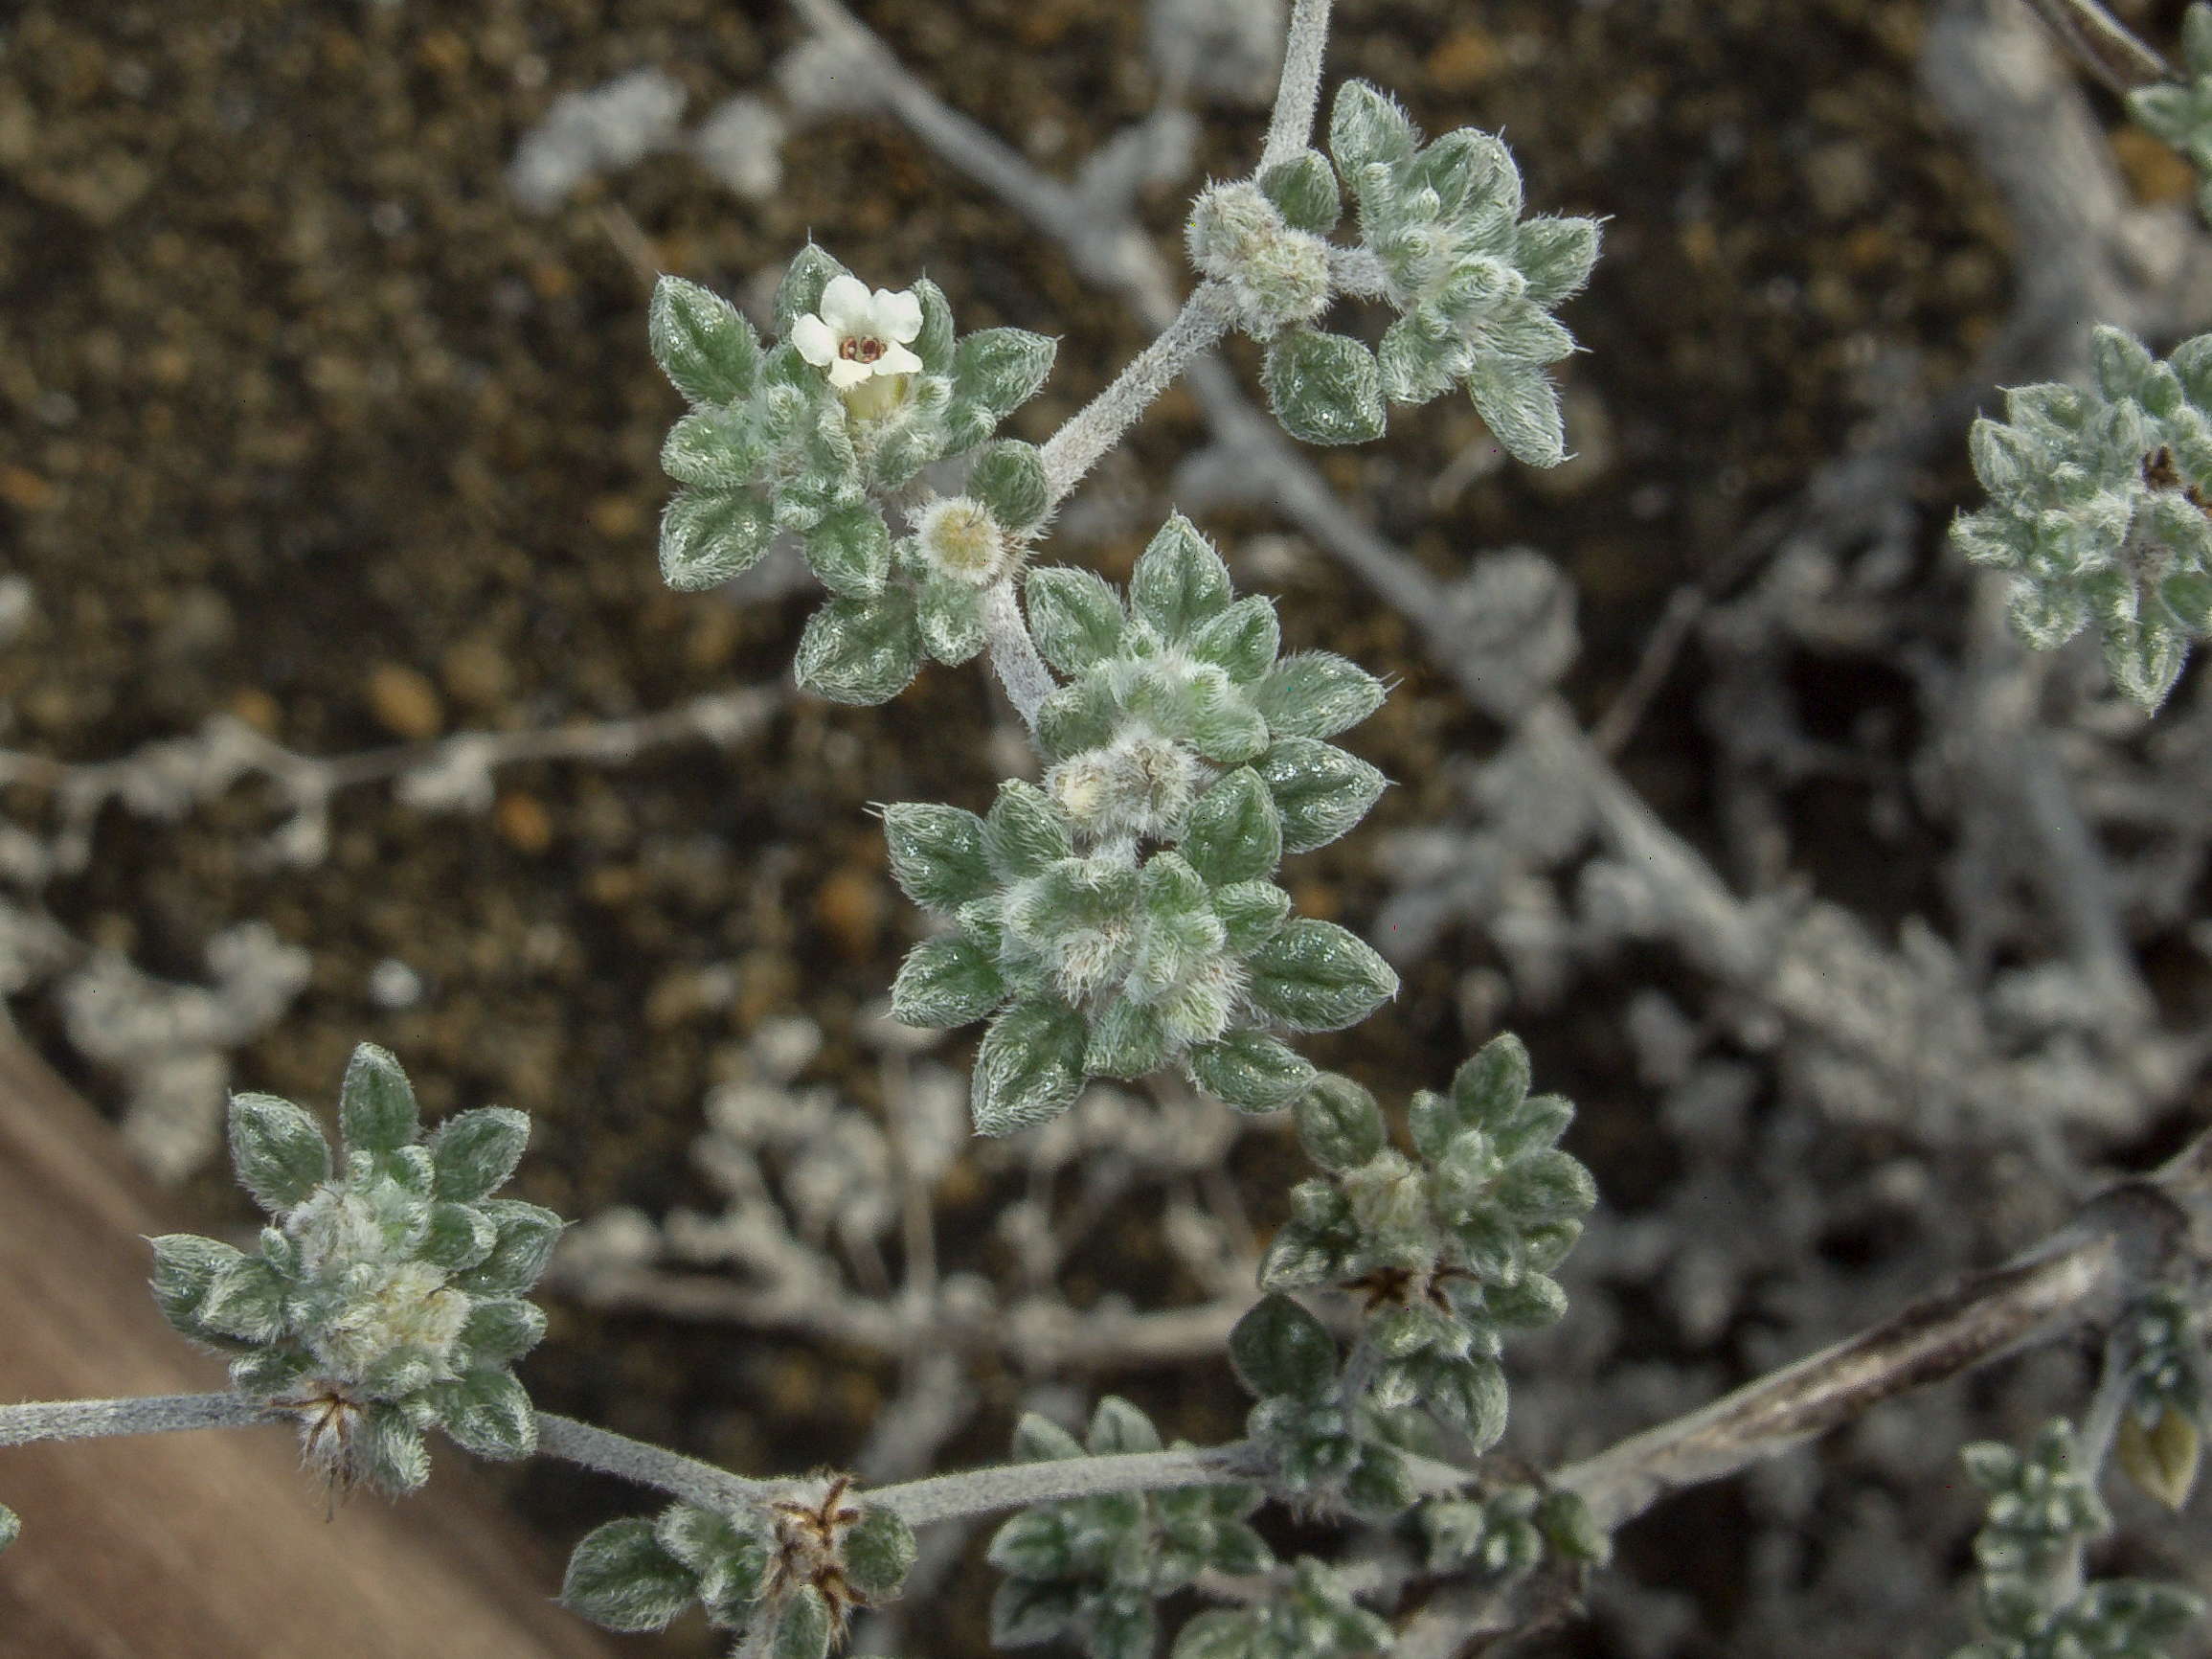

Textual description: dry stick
[2018,0,2172,94]
[1394,1136,2212,1654]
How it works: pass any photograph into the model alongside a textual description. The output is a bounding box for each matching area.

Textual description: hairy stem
[981,579,1057,728]
[870,1443,1263,1527]
[1037,285,1235,507]
[1260,0,1336,175]
[533,1413,782,1512]
[0,1391,269,1446]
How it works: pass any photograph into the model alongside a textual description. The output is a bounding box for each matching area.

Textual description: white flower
[791,272,925,390]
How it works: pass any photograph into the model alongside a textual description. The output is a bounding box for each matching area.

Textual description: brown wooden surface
[0,1034,621,1659]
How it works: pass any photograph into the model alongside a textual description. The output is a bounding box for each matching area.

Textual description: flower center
[840,335,887,365]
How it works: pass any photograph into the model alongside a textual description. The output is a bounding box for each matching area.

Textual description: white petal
[875,341,924,377]
[827,357,871,390]
[819,273,873,333]
[872,286,923,344]
[791,313,838,368]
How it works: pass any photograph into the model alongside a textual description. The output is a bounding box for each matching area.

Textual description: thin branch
[981,579,1058,728]
[533,1413,784,1511]
[1553,1228,2121,1530]
[1038,285,1236,507]
[1260,0,1336,176]
[2018,0,2171,94]
[871,1443,1260,1527]
[0,1391,270,1447]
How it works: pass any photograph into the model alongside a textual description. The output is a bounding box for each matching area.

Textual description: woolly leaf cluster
[648,250,1054,705]
[1169,1558,1391,1659]
[1419,1485,1610,1586]
[564,1485,914,1659]
[988,1398,1271,1659]
[1327,80,1597,466]
[148,1043,560,1494]
[1257,1040,1592,1451]
[1952,1421,2204,1659]
[886,514,1395,1134]
[2114,1287,2210,1511]
[1951,325,2212,711]
[2129,6,2212,225]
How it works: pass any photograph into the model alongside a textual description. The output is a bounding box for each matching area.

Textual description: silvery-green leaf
[1424,1353,1513,1450]
[419,1199,499,1271]
[968,440,1050,533]
[1026,567,1126,674]
[228,1092,331,1214]
[992,1579,1082,1645]
[1180,670,1271,764]
[2105,616,2190,711]
[437,1366,537,1460]
[1514,216,1601,307]
[1496,1148,1597,1223]
[773,243,850,338]
[1491,1091,1575,1162]
[1484,303,1576,366]
[361,1404,433,1495]
[1187,596,1280,684]
[455,1199,565,1295]
[1188,1030,1315,1111]
[916,574,987,665]
[1378,312,1462,405]
[912,275,957,374]
[659,488,774,591]
[1265,330,1388,446]
[1486,1271,1569,1329]
[1085,996,1173,1079]
[774,1588,833,1659]
[1537,1489,1612,1565]
[148,1233,245,1332]
[427,1107,530,1204]
[1295,1074,1386,1171]
[803,505,892,600]
[985,780,1074,879]
[1466,354,1567,468]
[1012,1411,1086,1462]
[648,276,759,407]
[196,1254,288,1343]
[795,589,924,705]
[973,999,1088,1135]
[892,934,1006,1028]
[1329,79,1420,177]
[1087,1395,1162,1455]
[1090,1599,1156,1659]
[563,1516,698,1633]
[1245,920,1397,1031]
[1451,1033,1531,1130]
[1257,737,1387,852]
[459,1295,548,1365]
[2091,324,2159,404]
[1036,674,1122,761]
[1260,148,1343,234]
[1182,767,1283,888]
[842,1506,917,1599]
[946,328,1057,448]
[1254,651,1386,740]
[883,803,994,913]
[1212,880,1293,953]
[1230,1292,1339,1400]
[1132,514,1234,643]
[1967,418,2042,501]
[659,409,765,489]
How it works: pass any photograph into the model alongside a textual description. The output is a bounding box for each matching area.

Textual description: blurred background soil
[1,0,2201,1653]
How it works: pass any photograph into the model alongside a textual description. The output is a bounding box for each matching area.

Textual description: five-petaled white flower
[792,274,925,390]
